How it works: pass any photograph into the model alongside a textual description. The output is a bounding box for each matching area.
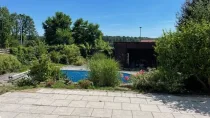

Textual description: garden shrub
[131,69,183,93]
[155,20,210,92]
[78,79,93,89]
[50,51,61,63]
[29,55,61,83]
[73,56,85,66]
[63,44,81,64]
[131,69,185,93]
[91,53,107,61]
[47,45,65,52]
[10,42,47,65]
[0,54,21,74]
[88,58,120,87]
[16,77,37,87]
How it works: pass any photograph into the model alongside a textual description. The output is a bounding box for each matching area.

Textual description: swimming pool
[61,70,131,83]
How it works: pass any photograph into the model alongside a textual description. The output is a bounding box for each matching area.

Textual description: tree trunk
[196,75,209,92]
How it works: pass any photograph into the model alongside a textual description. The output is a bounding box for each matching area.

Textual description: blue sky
[1,0,185,38]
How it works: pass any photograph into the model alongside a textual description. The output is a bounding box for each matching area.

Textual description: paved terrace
[0,88,210,118]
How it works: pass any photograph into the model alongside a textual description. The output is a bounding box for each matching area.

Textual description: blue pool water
[61,70,131,83]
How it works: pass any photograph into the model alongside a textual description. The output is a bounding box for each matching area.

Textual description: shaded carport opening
[127,48,156,69]
[114,41,156,70]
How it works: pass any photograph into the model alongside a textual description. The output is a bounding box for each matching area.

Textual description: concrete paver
[130,97,148,104]
[15,113,39,118]
[112,109,132,118]
[140,104,160,112]
[152,112,175,118]
[52,107,74,116]
[71,108,93,117]
[114,97,130,103]
[132,111,153,118]
[86,101,104,108]
[0,111,18,118]
[69,100,88,108]
[104,102,121,109]
[66,95,83,100]
[31,106,56,114]
[0,88,209,118]
[91,109,112,118]
[122,103,140,110]
[51,99,72,106]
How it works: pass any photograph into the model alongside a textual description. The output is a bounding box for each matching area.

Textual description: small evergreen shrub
[0,54,21,74]
[88,58,120,87]
[29,55,61,83]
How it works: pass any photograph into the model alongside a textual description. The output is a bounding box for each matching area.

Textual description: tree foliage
[177,0,210,28]
[0,7,12,48]
[103,36,155,46]
[155,20,210,92]
[29,55,60,82]
[11,13,37,41]
[43,12,73,45]
[72,18,102,46]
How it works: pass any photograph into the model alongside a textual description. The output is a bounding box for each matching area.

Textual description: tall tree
[177,0,210,28]
[72,18,88,45]
[42,12,73,45]
[72,18,102,46]
[10,13,37,42]
[0,7,12,48]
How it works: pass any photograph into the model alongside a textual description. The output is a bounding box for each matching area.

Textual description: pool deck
[0,88,210,118]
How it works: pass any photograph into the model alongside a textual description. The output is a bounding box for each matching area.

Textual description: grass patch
[0,85,35,95]
[88,86,131,91]
[51,81,77,89]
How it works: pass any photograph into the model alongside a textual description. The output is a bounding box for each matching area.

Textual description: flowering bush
[131,68,184,93]
[124,76,129,81]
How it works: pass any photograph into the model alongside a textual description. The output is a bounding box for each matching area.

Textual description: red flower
[124,76,129,81]
[139,70,144,74]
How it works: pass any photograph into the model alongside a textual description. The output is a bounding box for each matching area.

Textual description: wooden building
[114,40,156,69]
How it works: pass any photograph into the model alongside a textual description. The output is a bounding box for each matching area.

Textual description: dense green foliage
[29,55,61,83]
[177,0,210,28]
[16,77,37,87]
[103,36,155,46]
[131,69,184,93]
[91,53,108,61]
[50,51,61,63]
[88,58,120,87]
[0,54,21,74]
[43,12,73,45]
[0,7,12,48]
[155,20,210,92]
[63,44,84,65]
[10,13,37,41]
[10,41,47,64]
[0,7,37,48]
[72,18,102,46]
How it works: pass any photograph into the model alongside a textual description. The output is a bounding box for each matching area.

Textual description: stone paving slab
[0,88,210,118]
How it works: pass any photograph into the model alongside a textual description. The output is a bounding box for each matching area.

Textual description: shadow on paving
[147,93,210,116]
